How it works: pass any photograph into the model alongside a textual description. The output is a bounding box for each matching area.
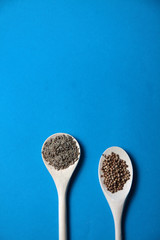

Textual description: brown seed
[101,152,130,193]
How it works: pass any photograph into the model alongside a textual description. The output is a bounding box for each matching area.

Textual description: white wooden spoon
[41,133,80,240]
[98,146,133,240]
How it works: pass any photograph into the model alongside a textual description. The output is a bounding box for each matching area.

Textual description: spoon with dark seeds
[41,133,80,240]
[98,146,133,240]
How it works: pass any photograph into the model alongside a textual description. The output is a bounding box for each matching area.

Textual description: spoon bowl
[98,146,133,240]
[42,133,80,192]
[41,133,80,240]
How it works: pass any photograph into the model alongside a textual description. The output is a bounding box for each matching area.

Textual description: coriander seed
[101,152,130,193]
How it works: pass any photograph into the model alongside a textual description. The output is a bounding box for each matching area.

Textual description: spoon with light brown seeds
[98,146,133,240]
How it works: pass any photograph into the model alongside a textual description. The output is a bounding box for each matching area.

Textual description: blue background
[0,0,160,239]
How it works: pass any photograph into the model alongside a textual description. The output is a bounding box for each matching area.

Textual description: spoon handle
[112,203,123,240]
[114,216,122,240]
[58,190,67,240]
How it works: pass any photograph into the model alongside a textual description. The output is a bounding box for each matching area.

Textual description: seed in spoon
[41,134,80,170]
[101,152,130,193]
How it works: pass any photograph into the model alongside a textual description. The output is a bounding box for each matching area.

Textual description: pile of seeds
[101,152,130,193]
[42,134,80,170]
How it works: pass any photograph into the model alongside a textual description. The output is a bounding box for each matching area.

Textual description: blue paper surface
[0,0,160,239]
